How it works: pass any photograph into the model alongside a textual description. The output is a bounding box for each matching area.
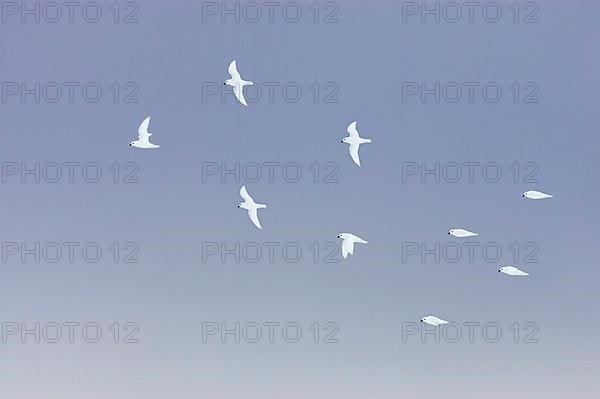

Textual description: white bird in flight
[498,266,529,276]
[523,190,553,200]
[238,185,267,230]
[130,117,160,149]
[421,315,450,327]
[337,233,368,258]
[342,121,372,166]
[448,228,478,238]
[225,60,254,107]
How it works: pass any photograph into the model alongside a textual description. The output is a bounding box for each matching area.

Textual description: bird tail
[258,203,267,209]
[362,138,372,144]
[244,80,254,86]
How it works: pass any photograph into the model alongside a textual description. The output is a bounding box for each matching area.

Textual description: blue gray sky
[0,1,599,398]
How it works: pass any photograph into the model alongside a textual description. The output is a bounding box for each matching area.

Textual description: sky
[0,1,599,398]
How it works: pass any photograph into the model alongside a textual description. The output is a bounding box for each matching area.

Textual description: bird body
[337,233,368,258]
[421,315,450,327]
[130,117,160,149]
[238,185,267,229]
[342,121,372,166]
[499,266,529,276]
[448,228,478,238]
[225,60,254,106]
[523,190,553,200]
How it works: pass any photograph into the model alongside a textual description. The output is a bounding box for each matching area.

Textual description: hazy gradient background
[1,1,599,398]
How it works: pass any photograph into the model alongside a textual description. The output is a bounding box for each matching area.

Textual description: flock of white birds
[129,60,554,328]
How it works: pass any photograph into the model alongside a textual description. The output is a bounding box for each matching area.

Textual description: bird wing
[342,239,354,258]
[353,235,368,244]
[347,121,359,139]
[514,268,529,276]
[456,229,476,237]
[240,185,253,202]
[233,84,248,106]
[138,117,151,140]
[248,208,262,230]
[228,60,241,80]
[349,142,361,166]
[535,191,552,199]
